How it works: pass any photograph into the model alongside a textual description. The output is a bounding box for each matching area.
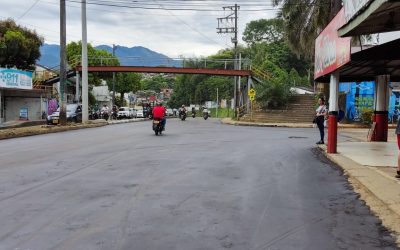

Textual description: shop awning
[315,38,400,83]
[0,88,45,98]
[338,0,400,37]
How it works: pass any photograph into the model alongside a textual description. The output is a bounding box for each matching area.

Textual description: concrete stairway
[240,94,316,123]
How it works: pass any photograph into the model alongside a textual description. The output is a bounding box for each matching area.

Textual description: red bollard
[327,112,338,154]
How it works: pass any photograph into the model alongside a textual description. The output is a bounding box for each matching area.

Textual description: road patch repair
[0,118,147,140]
[318,143,400,243]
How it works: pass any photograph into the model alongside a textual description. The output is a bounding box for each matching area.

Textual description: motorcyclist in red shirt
[152,102,166,130]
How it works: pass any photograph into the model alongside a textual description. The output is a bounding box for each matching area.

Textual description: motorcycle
[180,111,187,121]
[203,110,209,120]
[153,118,163,135]
[111,110,118,120]
[100,111,109,121]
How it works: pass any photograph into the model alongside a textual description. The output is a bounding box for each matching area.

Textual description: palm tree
[273,0,342,58]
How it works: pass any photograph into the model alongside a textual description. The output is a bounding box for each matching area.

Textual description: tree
[67,41,119,86]
[255,60,291,109]
[67,41,119,67]
[108,73,142,107]
[243,18,284,45]
[0,19,43,70]
[273,0,342,58]
[141,75,174,92]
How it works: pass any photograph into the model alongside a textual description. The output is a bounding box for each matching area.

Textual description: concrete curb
[0,118,150,140]
[317,145,400,240]
[0,122,108,140]
[220,118,391,129]
[220,118,314,128]
[107,118,147,125]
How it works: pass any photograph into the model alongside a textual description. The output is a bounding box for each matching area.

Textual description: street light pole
[81,0,89,123]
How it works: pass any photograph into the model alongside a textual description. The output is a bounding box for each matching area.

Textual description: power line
[17,0,41,21]
[152,0,230,49]
[65,0,280,12]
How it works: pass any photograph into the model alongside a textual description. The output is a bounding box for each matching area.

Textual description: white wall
[5,97,42,121]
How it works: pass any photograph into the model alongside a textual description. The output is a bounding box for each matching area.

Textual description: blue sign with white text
[0,68,32,89]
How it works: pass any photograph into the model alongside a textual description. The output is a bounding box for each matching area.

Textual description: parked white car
[136,109,144,118]
[130,108,137,118]
[117,107,132,119]
[166,108,173,116]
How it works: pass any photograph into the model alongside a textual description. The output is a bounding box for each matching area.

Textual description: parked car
[136,109,144,118]
[130,108,137,118]
[166,108,173,116]
[117,107,132,119]
[47,104,82,124]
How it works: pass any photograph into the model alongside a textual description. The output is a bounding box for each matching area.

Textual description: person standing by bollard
[315,97,327,145]
[396,118,400,178]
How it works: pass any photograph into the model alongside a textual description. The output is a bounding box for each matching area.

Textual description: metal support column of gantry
[372,75,390,141]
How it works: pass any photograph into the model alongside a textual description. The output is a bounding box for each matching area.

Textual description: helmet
[182,105,185,108]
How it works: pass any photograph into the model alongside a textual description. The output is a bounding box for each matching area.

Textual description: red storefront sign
[314,8,351,80]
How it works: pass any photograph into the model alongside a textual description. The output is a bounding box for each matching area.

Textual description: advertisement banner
[339,82,374,121]
[343,0,371,22]
[0,68,33,90]
[314,8,351,80]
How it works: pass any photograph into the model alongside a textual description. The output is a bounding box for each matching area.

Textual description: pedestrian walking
[315,97,327,145]
[395,118,400,178]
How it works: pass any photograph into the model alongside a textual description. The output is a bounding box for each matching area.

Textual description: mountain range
[38,44,181,69]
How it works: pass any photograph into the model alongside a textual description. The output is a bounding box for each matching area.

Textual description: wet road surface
[0,119,397,250]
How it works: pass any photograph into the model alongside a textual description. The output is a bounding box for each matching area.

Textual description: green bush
[361,108,374,124]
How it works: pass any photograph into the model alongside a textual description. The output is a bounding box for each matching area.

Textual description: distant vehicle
[117,107,132,119]
[130,108,137,118]
[47,104,82,125]
[152,118,164,136]
[136,109,144,118]
[166,108,173,116]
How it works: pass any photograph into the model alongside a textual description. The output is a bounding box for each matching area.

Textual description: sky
[0,0,279,57]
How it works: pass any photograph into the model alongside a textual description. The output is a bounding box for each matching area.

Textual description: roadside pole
[59,0,67,125]
[75,71,80,103]
[112,44,116,107]
[81,0,89,123]
[216,87,219,118]
[251,100,253,121]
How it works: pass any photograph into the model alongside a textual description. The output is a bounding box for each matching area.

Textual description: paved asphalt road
[0,119,397,250]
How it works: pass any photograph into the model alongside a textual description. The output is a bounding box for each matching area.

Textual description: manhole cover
[288,136,308,139]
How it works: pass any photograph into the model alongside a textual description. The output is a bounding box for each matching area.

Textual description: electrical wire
[17,0,41,21]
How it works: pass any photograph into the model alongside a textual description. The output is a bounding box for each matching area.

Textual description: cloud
[0,0,278,57]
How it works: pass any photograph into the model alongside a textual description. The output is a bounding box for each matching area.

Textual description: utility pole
[81,0,89,123]
[112,44,116,107]
[217,4,239,118]
[59,0,67,125]
[216,87,219,118]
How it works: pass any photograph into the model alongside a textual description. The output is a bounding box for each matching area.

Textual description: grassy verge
[209,108,234,118]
